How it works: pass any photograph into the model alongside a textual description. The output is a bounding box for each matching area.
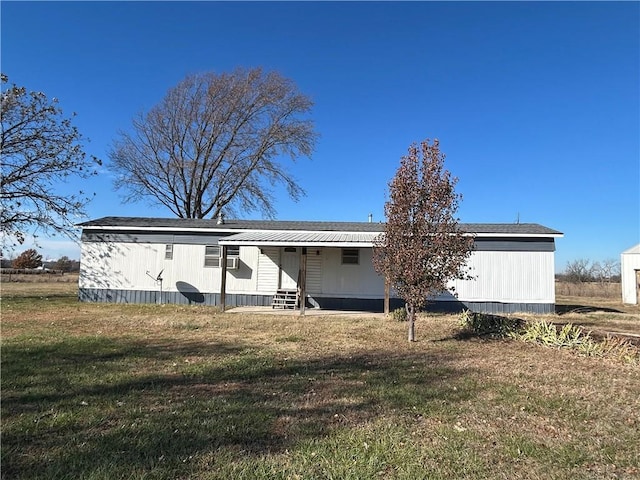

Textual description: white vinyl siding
[79,228,559,310]
[257,247,279,293]
[80,242,258,296]
[320,248,384,298]
[306,249,323,294]
[621,245,640,304]
[172,244,219,292]
[449,251,555,304]
[80,241,167,291]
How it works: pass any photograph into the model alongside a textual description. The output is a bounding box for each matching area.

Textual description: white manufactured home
[621,244,640,305]
[78,217,563,314]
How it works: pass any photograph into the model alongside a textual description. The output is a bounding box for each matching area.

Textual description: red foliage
[12,249,43,269]
[373,139,473,339]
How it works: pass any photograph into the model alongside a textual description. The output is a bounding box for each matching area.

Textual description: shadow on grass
[1,335,478,479]
[556,304,623,315]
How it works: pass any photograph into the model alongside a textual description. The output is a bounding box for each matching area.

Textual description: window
[164,244,174,260]
[342,248,359,265]
[204,245,240,267]
[204,245,221,267]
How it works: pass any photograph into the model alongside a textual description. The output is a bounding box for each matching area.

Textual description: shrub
[459,309,525,337]
[514,320,639,365]
[391,307,407,322]
[518,321,586,348]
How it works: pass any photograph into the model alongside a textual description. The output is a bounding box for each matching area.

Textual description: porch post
[220,244,228,311]
[384,277,390,315]
[299,247,307,316]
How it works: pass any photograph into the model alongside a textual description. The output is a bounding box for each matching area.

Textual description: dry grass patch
[2,284,640,479]
[556,281,621,299]
[557,292,639,315]
[1,272,79,284]
[526,301,640,350]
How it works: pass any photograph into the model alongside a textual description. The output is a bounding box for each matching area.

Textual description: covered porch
[218,230,391,315]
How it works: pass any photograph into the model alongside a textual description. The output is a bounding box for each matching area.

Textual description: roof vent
[368,213,373,223]
[217,212,224,225]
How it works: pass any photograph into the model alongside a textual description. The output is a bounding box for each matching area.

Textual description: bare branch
[1,75,100,246]
[109,68,317,219]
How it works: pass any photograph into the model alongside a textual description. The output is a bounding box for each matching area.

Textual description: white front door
[280,247,299,290]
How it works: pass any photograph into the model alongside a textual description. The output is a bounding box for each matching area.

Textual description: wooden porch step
[272,289,298,309]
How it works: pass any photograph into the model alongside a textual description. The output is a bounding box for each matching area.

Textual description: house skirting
[78,288,554,314]
[308,296,554,314]
[78,288,272,307]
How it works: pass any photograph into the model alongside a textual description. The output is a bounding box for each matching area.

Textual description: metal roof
[78,216,385,232]
[219,231,381,247]
[78,216,563,237]
[622,244,640,255]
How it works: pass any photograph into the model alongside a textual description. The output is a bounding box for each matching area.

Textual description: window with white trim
[204,245,221,267]
[341,248,359,265]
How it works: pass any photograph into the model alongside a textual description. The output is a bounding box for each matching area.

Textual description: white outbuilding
[621,244,640,304]
[78,217,563,314]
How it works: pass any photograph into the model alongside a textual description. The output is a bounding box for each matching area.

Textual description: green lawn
[2,285,639,479]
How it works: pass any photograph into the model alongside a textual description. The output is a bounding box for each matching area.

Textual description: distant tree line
[556,258,621,284]
[0,249,79,272]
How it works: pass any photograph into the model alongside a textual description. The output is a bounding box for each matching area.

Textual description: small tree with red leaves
[374,139,473,341]
[13,248,42,269]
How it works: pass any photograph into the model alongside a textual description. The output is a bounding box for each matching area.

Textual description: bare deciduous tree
[1,74,101,245]
[109,68,317,219]
[564,258,593,283]
[561,258,621,284]
[593,258,620,283]
[373,139,473,341]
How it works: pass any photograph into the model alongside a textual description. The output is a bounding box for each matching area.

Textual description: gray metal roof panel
[77,216,386,232]
[220,231,381,245]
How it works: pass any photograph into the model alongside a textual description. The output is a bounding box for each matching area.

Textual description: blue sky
[2,1,638,271]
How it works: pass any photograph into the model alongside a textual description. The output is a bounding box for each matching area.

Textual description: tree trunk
[406,303,416,342]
